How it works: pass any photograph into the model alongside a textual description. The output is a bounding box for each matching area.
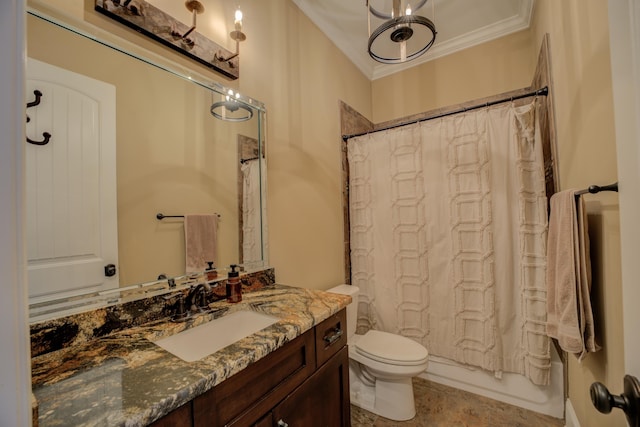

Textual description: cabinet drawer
[193,328,315,427]
[314,309,347,367]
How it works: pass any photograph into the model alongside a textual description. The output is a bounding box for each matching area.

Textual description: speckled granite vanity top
[31,284,350,426]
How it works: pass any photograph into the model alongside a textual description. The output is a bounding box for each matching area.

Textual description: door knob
[277,420,289,427]
[104,264,117,277]
[590,375,640,427]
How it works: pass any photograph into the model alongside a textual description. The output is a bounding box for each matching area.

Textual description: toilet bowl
[327,285,429,421]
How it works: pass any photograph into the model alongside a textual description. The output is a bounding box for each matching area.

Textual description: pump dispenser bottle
[205,261,218,282]
[226,264,242,303]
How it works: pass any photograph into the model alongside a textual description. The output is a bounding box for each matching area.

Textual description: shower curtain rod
[342,86,549,141]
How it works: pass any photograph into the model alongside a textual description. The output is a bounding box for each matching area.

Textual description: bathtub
[419,346,564,419]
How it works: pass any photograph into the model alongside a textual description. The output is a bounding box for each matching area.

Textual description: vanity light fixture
[210,89,253,122]
[96,0,242,79]
[367,0,437,64]
[215,6,246,66]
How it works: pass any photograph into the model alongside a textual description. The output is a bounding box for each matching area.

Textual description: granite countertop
[31,284,350,426]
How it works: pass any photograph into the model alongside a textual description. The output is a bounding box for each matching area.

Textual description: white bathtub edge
[565,398,580,427]
[419,354,564,419]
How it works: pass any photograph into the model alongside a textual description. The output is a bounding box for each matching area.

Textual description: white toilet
[327,285,429,421]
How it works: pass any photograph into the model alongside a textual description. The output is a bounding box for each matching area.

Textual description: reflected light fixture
[210,89,254,122]
[367,0,437,64]
[215,6,247,66]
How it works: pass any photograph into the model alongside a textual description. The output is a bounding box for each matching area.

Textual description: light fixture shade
[367,0,436,64]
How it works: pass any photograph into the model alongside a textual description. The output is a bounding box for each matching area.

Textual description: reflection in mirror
[26,10,267,321]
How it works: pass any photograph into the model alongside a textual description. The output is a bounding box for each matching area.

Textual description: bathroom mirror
[26,10,267,320]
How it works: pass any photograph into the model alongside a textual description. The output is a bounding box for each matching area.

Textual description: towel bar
[575,182,618,196]
[156,213,221,220]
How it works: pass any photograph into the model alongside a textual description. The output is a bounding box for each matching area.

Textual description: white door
[608,0,640,381]
[26,58,118,302]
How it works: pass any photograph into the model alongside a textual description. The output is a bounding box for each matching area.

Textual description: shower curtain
[241,158,267,265]
[347,101,551,385]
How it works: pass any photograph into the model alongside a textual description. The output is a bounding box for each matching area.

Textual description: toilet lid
[355,330,429,366]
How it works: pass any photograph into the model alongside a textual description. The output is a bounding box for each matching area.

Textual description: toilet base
[349,360,417,421]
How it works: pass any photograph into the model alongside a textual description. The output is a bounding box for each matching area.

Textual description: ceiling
[291,0,534,80]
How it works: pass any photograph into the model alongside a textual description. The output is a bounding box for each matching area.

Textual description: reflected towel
[184,214,218,273]
[545,190,599,360]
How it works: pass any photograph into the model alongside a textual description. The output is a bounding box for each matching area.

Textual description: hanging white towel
[545,190,600,360]
[184,214,218,273]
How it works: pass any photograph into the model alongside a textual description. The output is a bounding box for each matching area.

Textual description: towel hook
[26,89,52,146]
[26,90,42,108]
[27,132,52,146]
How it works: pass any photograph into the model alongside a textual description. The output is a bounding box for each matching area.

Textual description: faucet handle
[171,294,190,322]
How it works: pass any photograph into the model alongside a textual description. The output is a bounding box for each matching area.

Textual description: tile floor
[351,378,565,427]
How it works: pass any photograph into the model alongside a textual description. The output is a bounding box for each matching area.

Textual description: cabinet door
[273,346,350,427]
[149,402,193,427]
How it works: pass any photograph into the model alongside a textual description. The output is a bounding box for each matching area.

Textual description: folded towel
[545,190,600,360]
[576,194,599,357]
[184,214,218,274]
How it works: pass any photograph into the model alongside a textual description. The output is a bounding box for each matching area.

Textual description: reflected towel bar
[240,156,261,164]
[575,182,619,196]
[156,213,221,220]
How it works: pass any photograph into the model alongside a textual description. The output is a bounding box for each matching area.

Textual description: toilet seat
[355,330,429,366]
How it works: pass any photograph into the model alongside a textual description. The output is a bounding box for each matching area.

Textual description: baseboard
[565,399,580,427]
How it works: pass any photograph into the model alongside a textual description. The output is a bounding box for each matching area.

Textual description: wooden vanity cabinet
[196,327,317,426]
[271,346,350,427]
[152,309,350,427]
[149,401,193,427]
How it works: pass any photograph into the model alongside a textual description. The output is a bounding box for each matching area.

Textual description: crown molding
[293,0,534,81]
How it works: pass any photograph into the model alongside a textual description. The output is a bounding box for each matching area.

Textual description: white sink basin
[153,310,279,362]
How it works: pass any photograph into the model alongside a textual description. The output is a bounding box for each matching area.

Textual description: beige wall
[236,1,372,289]
[531,1,624,426]
[371,29,535,123]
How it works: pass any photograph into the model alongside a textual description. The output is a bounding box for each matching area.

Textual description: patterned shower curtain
[347,101,551,385]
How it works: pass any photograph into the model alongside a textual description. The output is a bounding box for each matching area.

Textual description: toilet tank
[326,285,359,340]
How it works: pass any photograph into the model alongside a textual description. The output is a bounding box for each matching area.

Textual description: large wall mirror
[26,10,267,320]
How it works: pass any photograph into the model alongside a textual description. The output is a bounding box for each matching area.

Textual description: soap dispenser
[226,264,242,303]
[205,261,218,282]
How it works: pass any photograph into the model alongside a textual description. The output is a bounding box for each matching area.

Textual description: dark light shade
[210,100,254,122]
[368,14,436,64]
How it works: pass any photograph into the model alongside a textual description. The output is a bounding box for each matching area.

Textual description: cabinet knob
[277,419,289,427]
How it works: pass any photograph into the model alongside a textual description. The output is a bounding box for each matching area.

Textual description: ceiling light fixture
[367,0,437,64]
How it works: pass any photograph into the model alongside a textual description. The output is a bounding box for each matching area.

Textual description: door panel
[26,58,118,301]
[273,347,350,427]
[608,0,640,380]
